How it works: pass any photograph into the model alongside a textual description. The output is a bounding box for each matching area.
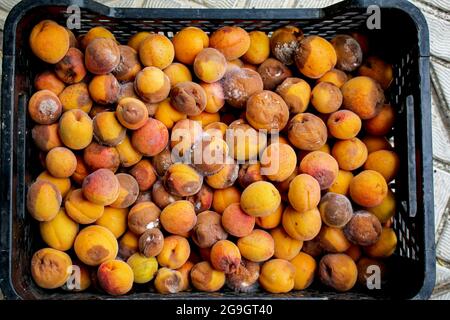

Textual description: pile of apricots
[27,20,398,295]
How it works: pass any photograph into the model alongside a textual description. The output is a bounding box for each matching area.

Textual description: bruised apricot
[64,188,104,224]
[30,20,69,64]
[201,82,225,113]
[194,48,227,83]
[192,210,228,248]
[55,47,86,84]
[172,27,209,65]
[364,150,400,182]
[113,45,142,82]
[119,231,139,260]
[129,159,157,191]
[59,83,93,113]
[300,151,339,190]
[37,171,71,198]
[288,113,327,151]
[97,259,134,295]
[134,67,171,103]
[139,33,174,69]
[190,134,229,176]
[227,121,266,161]
[89,74,120,105]
[246,90,289,131]
[319,226,351,253]
[190,261,225,292]
[151,148,173,177]
[28,90,62,124]
[332,138,368,171]
[270,26,302,65]
[27,180,62,222]
[311,82,343,114]
[317,68,348,88]
[222,68,263,108]
[210,26,250,61]
[238,163,264,188]
[170,118,203,158]
[74,225,118,266]
[288,174,321,213]
[35,70,65,95]
[187,184,213,213]
[115,136,143,168]
[31,248,72,289]
[295,35,337,79]
[110,174,139,209]
[139,228,164,258]
[127,201,161,235]
[259,259,295,293]
[319,253,357,292]
[164,163,203,197]
[83,142,120,172]
[341,76,384,120]
[152,180,182,209]
[226,259,260,292]
[154,268,183,294]
[210,240,242,273]
[276,77,311,114]
[170,81,207,116]
[330,34,363,72]
[319,192,353,228]
[81,26,115,50]
[161,200,197,236]
[40,208,78,251]
[358,56,393,90]
[349,170,388,207]
[85,38,120,75]
[344,210,382,246]
[157,235,190,269]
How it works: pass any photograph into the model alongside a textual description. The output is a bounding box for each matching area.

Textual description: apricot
[170,81,207,116]
[131,118,168,156]
[189,111,221,128]
[290,252,316,290]
[152,148,173,177]
[34,70,65,95]
[31,248,72,289]
[226,259,260,292]
[127,201,161,235]
[240,181,281,217]
[152,180,182,209]
[81,168,120,205]
[328,170,353,195]
[154,268,183,294]
[246,90,289,131]
[81,26,115,50]
[62,260,91,292]
[319,226,351,253]
[112,45,142,82]
[362,135,392,153]
[319,192,353,229]
[161,200,197,236]
[40,208,78,251]
[97,259,133,295]
[110,174,139,208]
[271,226,303,260]
[327,110,361,140]
[164,163,203,197]
[115,136,143,168]
[201,82,225,113]
[259,259,295,293]
[319,253,357,292]
[341,76,385,120]
[317,69,348,88]
[300,151,339,190]
[29,20,69,64]
[222,68,263,108]
[172,27,209,65]
[256,203,283,230]
[119,231,139,260]
[295,35,337,79]
[332,137,368,171]
[364,104,395,136]
[276,77,311,114]
[134,67,171,103]
[288,113,327,151]
[257,58,292,90]
[212,186,241,213]
[358,56,393,90]
[27,180,62,222]
[59,83,93,113]
[259,142,296,183]
[330,34,363,72]
[83,142,120,172]
[364,227,397,258]
[139,228,164,258]
[44,147,76,178]
[192,210,228,248]
[135,191,152,204]
[365,150,400,183]
[242,31,270,64]
[93,112,126,147]
[193,48,227,83]
[127,31,151,51]
[238,163,264,188]
[187,184,213,213]
[368,189,396,223]
[345,244,362,262]
[210,26,250,61]
[301,238,323,258]
[55,47,86,84]
[129,159,157,192]
[74,225,118,266]
[157,235,190,269]
[190,261,225,292]
[282,206,322,241]
[64,189,104,224]
[95,207,128,238]
[226,121,266,161]
[349,170,388,207]
[127,253,158,284]
[191,134,228,176]
[37,171,71,198]
[288,174,321,213]
[85,38,120,75]
[89,74,120,105]
[357,257,386,287]
[270,26,302,65]
[177,261,195,291]
[311,82,343,114]
[210,240,242,273]
[170,118,203,158]
[222,203,255,237]
[344,210,382,246]
[139,33,174,69]
[28,90,62,124]
[164,63,192,87]
[113,98,147,132]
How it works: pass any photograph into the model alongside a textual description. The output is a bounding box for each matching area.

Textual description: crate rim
[0,0,435,300]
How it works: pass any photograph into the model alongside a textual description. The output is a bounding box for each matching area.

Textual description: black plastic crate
[0,0,435,299]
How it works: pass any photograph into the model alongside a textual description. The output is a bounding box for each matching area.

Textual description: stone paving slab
[0,0,449,300]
